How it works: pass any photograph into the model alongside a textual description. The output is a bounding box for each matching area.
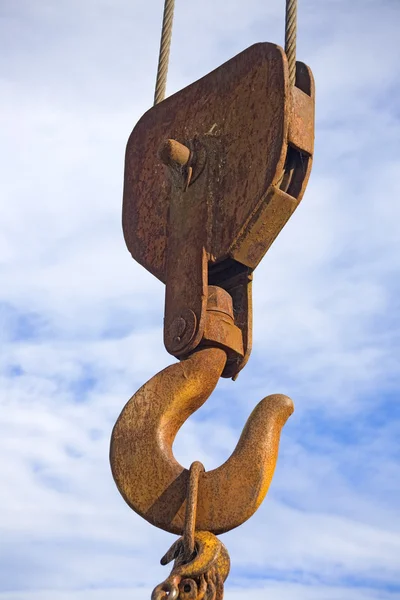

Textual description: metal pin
[159,139,191,168]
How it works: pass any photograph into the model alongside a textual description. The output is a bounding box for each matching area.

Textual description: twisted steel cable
[154,0,175,105]
[285,0,297,86]
[154,0,297,103]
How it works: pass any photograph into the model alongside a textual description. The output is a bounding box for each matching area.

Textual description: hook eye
[151,580,180,600]
[179,578,198,599]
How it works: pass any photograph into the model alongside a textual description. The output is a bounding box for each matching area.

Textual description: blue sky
[1,0,400,598]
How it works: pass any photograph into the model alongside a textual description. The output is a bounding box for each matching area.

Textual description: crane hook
[110,290,294,535]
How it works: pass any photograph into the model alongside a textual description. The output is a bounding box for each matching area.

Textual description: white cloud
[1,0,399,598]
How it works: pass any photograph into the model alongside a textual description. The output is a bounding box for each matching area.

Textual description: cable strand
[154,0,298,101]
[154,0,175,105]
[285,0,297,86]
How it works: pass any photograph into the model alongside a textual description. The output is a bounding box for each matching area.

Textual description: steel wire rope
[285,0,297,86]
[154,0,175,104]
[153,0,298,102]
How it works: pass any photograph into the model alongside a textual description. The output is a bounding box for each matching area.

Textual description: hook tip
[271,393,295,420]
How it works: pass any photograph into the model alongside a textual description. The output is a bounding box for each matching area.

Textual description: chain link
[183,461,204,561]
[152,463,229,599]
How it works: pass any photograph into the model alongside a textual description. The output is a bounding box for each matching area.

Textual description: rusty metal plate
[123,42,290,283]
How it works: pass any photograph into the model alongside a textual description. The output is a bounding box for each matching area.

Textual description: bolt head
[170,317,187,343]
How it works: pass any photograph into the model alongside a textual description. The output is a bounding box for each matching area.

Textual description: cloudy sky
[1,0,400,598]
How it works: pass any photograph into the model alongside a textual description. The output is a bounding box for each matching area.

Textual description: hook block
[123,42,315,377]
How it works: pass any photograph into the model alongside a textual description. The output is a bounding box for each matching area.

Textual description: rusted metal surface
[183,461,204,561]
[152,531,230,600]
[110,286,294,535]
[201,286,243,367]
[114,38,315,599]
[289,85,314,155]
[229,62,314,270]
[209,266,253,380]
[123,42,315,377]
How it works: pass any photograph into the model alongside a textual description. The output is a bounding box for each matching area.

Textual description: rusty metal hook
[110,344,293,535]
